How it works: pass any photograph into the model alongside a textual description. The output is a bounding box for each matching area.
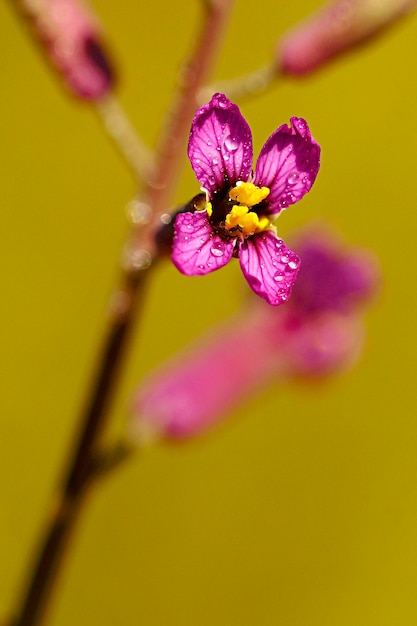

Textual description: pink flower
[172,93,321,306]
[132,227,379,442]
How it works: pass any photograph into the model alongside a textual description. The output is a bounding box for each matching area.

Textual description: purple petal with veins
[188,93,253,197]
[254,117,320,215]
[172,211,234,276]
[239,230,301,305]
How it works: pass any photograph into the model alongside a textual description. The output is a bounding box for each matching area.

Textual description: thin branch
[95,94,155,185]
[10,269,148,626]
[199,62,280,104]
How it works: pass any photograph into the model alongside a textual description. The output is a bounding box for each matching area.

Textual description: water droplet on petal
[280,255,290,263]
[224,135,240,153]
[178,218,193,233]
[288,260,298,270]
[212,158,219,165]
[274,273,285,282]
[210,241,225,257]
[287,171,299,186]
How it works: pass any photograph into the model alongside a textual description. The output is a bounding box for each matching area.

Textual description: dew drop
[224,135,240,153]
[212,158,219,166]
[287,171,299,186]
[280,255,290,263]
[210,241,225,257]
[288,260,298,270]
[179,219,193,233]
[274,272,285,282]
[126,199,152,225]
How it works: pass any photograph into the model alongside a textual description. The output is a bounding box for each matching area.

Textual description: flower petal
[253,117,320,215]
[239,230,301,305]
[188,93,253,197]
[172,211,234,276]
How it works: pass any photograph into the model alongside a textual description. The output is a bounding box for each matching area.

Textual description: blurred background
[1,0,417,624]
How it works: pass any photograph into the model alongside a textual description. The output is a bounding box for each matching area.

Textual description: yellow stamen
[240,211,260,236]
[206,201,213,217]
[225,204,270,237]
[225,204,249,230]
[229,181,270,207]
[256,216,270,232]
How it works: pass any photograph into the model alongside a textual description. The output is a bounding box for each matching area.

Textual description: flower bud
[278,0,417,75]
[17,0,115,99]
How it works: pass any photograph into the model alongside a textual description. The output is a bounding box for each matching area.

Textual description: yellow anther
[225,204,270,237]
[206,201,213,217]
[240,211,260,236]
[225,204,249,230]
[229,181,270,207]
[256,216,271,233]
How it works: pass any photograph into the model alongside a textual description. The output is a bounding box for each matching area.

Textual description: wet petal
[239,230,301,305]
[254,117,320,215]
[188,93,253,197]
[172,211,234,276]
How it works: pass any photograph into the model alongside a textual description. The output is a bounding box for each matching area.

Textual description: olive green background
[1,1,417,624]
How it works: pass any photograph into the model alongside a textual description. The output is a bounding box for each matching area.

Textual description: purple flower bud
[278,0,417,76]
[18,0,115,100]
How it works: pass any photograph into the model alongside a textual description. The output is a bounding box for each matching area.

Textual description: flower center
[225,181,271,238]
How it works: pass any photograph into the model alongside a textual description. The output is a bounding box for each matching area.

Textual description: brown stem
[8,2,235,626]
[10,270,148,626]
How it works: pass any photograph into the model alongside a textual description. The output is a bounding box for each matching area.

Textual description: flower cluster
[172,93,321,305]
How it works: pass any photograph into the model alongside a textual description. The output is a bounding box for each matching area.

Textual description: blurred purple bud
[19,0,115,100]
[277,0,417,76]
[289,228,380,314]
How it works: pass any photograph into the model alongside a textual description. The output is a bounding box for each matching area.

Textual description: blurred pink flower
[172,93,320,305]
[278,0,417,76]
[131,226,380,443]
[19,0,114,99]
